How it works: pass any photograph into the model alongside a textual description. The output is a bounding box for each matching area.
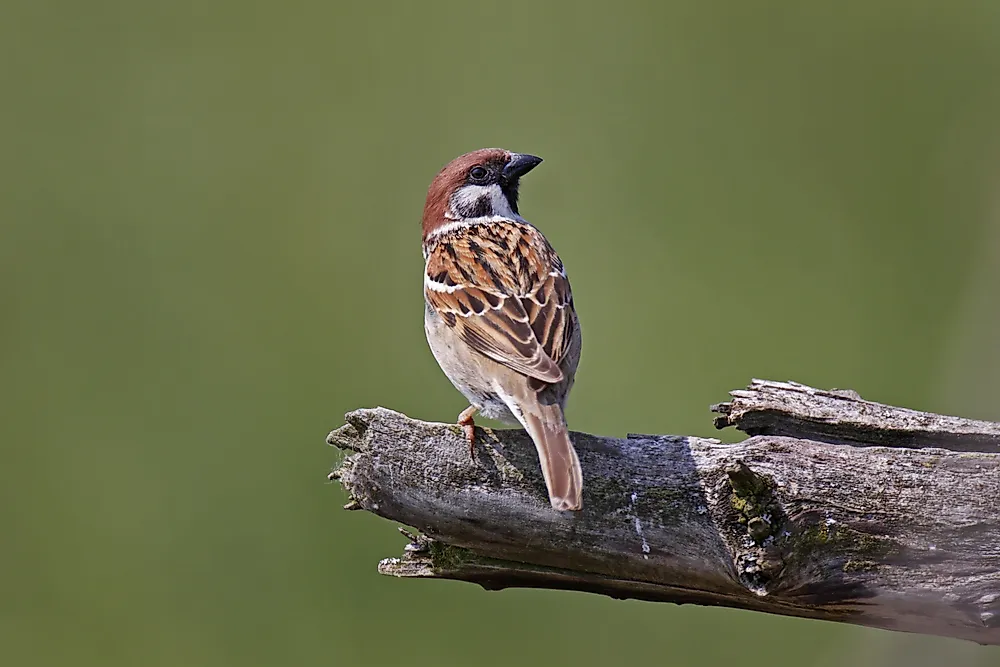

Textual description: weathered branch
[328,380,1000,645]
[712,379,1000,452]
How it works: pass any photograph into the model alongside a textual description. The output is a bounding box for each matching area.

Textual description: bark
[328,380,1000,645]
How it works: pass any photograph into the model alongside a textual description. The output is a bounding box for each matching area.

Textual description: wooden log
[328,381,1000,645]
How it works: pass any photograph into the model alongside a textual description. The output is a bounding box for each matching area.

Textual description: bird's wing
[424,221,576,385]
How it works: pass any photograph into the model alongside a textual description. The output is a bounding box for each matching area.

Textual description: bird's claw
[457,406,479,462]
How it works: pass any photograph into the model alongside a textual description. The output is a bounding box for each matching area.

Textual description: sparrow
[421,148,584,511]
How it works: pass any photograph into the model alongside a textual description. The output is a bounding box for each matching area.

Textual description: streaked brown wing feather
[523,270,575,365]
[424,221,574,385]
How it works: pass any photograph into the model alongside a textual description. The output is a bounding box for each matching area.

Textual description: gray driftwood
[328,379,1000,645]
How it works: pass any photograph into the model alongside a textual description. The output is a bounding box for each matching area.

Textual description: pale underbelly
[423,303,518,423]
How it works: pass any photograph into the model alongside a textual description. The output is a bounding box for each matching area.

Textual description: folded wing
[424,222,575,385]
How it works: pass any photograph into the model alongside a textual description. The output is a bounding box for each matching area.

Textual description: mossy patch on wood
[726,460,784,545]
[785,522,898,570]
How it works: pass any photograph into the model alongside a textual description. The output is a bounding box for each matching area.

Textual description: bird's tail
[519,402,583,511]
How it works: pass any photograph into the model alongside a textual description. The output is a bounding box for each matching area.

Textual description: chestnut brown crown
[422,148,543,240]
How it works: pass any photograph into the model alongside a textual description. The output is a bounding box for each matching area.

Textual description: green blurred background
[3,1,1000,665]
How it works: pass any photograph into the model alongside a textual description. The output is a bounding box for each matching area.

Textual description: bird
[421,148,584,511]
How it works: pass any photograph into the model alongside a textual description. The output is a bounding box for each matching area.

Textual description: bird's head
[422,148,543,241]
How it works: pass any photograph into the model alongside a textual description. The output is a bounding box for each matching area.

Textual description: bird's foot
[457,405,479,461]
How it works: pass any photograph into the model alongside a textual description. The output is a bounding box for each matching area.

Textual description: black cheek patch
[457,195,493,219]
[469,196,492,218]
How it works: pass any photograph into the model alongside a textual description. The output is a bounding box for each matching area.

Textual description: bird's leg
[457,405,479,460]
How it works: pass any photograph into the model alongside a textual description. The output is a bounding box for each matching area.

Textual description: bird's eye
[469,166,488,182]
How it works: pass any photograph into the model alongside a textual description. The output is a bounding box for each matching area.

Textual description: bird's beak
[502,153,543,181]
